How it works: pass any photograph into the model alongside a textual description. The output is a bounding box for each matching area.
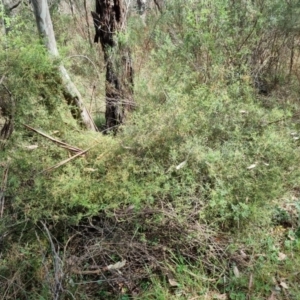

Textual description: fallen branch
[70,260,126,275]
[23,124,83,153]
[71,268,102,275]
[41,148,90,173]
[263,111,300,126]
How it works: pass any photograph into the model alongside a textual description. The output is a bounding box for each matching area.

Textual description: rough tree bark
[0,76,15,148]
[92,0,134,132]
[31,0,97,131]
[0,1,21,144]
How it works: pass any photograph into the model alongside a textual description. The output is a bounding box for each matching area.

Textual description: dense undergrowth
[1,0,300,299]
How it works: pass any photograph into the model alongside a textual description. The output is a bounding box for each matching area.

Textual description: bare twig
[237,18,258,53]
[63,233,79,264]
[247,273,253,300]
[35,230,52,294]
[65,55,101,79]
[40,221,64,300]
[264,111,300,126]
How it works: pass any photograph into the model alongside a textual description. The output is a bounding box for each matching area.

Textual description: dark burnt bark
[92,0,134,132]
[0,78,15,148]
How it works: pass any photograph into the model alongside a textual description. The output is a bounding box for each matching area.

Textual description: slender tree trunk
[31,0,97,131]
[83,0,93,47]
[92,0,134,132]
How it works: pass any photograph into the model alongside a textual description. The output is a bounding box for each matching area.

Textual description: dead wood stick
[23,124,83,152]
[41,148,90,173]
[70,259,126,275]
[71,268,102,275]
[264,111,300,126]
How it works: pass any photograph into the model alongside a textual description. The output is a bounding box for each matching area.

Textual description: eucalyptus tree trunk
[92,0,134,132]
[31,0,97,131]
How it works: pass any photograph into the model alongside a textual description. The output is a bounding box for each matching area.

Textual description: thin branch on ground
[23,124,83,153]
[40,148,90,173]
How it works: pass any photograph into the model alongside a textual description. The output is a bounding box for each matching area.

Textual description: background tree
[31,0,97,131]
[3,1,300,299]
[92,0,134,131]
